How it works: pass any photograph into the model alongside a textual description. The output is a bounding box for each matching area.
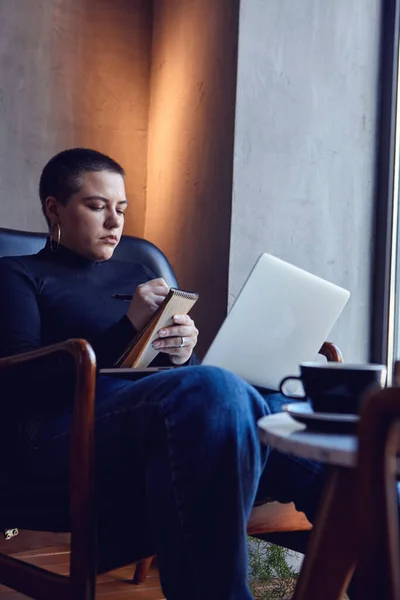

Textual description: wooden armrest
[0,338,93,372]
[356,386,400,598]
[0,339,97,596]
[319,341,343,363]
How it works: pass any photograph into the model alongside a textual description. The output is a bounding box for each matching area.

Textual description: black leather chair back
[0,227,178,287]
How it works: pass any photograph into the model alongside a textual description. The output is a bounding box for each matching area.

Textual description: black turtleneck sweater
[0,240,198,414]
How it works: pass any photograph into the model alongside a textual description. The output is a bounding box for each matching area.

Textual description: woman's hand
[152,314,198,365]
[126,278,169,331]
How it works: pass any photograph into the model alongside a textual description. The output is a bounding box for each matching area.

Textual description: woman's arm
[0,259,79,405]
[0,259,198,372]
[0,258,44,359]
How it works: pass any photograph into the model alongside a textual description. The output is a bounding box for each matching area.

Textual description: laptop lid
[202,253,350,390]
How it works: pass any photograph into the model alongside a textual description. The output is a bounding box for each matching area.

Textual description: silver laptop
[202,253,350,390]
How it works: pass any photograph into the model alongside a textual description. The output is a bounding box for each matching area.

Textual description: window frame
[370,0,400,384]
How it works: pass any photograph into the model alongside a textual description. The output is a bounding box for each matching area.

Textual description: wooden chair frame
[354,380,400,600]
[0,339,96,600]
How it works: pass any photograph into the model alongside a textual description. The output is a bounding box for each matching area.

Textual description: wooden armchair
[353,364,400,600]
[134,340,344,584]
[0,339,97,600]
[0,227,344,590]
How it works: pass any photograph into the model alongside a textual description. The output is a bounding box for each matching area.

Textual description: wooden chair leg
[133,556,154,584]
[292,467,358,600]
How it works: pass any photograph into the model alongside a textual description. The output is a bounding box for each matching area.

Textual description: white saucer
[284,402,359,433]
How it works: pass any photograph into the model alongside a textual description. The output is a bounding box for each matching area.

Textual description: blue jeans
[19,366,325,600]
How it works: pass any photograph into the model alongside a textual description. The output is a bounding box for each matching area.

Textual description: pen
[112,294,133,301]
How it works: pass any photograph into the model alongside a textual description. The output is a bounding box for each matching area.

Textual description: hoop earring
[49,223,61,253]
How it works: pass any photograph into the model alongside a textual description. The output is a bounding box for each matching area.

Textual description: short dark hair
[39,148,125,225]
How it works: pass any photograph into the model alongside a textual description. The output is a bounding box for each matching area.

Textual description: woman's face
[46,170,127,261]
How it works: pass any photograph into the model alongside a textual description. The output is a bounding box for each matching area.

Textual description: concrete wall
[0,0,152,236]
[146,0,239,356]
[231,0,382,361]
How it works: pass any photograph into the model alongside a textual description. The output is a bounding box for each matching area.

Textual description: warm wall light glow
[72,0,152,238]
[144,0,239,356]
[145,0,205,251]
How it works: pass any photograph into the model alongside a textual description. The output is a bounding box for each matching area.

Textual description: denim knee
[160,365,269,436]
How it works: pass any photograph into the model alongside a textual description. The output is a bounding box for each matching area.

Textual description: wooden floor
[0,543,165,599]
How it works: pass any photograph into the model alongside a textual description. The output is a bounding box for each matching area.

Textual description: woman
[0,149,323,600]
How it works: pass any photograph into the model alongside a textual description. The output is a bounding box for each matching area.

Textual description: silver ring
[180,336,186,348]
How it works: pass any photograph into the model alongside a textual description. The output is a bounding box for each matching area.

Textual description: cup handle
[279,375,306,399]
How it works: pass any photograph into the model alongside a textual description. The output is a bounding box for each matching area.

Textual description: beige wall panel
[146,0,239,356]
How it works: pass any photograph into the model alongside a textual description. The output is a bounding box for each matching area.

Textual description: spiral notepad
[115,288,199,369]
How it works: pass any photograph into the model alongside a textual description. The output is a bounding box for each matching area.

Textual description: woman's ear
[44,196,60,225]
